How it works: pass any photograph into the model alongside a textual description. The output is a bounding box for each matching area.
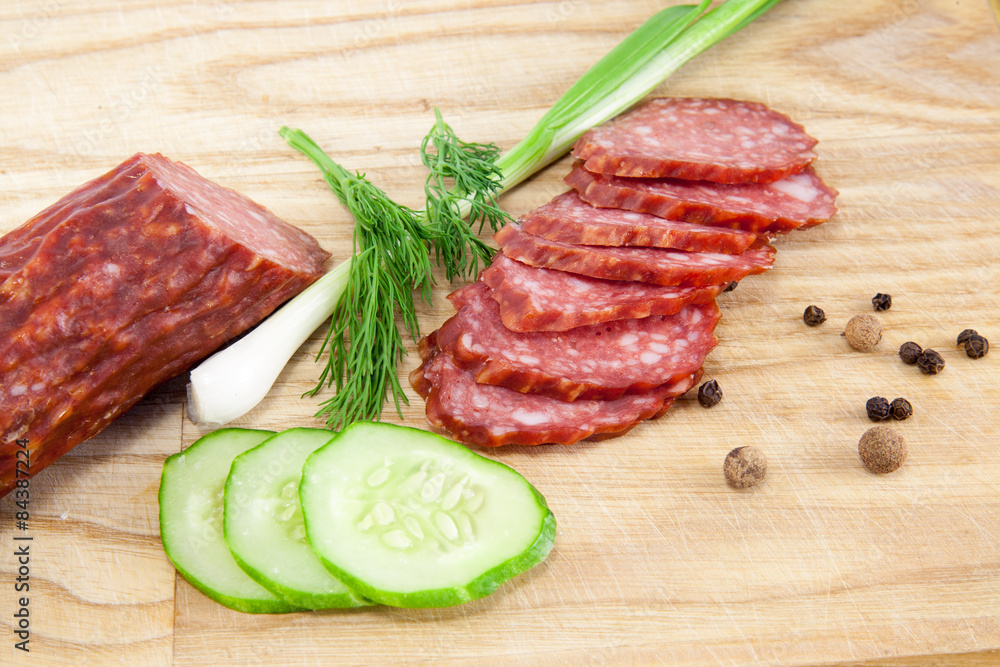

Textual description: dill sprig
[281,113,509,428]
[420,108,511,281]
[279,127,431,430]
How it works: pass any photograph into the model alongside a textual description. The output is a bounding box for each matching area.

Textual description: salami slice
[566,163,838,234]
[572,97,818,184]
[0,153,330,497]
[519,191,759,254]
[436,281,720,402]
[410,337,699,447]
[494,223,775,287]
[480,253,723,332]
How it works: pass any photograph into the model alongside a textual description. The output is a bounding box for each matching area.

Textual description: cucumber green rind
[224,427,374,610]
[323,498,556,609]
[158,428,301,614]
[300,422,557,609]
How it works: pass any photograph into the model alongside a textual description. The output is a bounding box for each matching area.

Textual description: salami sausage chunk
[572,97,818,184]
[480,253,723,332]
[565,163,838,234]
[0,153,330,497]
[436,281,720,402]
[520,191,759,254]
[411,336,699,447]
[494,223,775,287]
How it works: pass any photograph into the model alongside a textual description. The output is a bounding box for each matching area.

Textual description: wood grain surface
[1,1,999,665]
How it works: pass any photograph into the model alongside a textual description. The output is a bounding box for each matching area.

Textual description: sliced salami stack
[411,97,837,448]
[481,253,724,332]
[572,97,818,183]
[412,331,701,448]
[564,165,837,234]
[566,97,839,233]
[494,223,776,287]
[520,191,761,252]
[437,281,719,402]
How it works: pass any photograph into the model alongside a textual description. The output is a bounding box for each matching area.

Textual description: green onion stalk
[186,0,783,429]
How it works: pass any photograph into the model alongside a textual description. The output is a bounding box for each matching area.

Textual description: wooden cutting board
[2,0,999,664]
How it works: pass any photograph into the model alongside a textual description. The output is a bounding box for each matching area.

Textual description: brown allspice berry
[898,341,922,365]
[723,446,767,489]
[858,425,907,474]
[843,314,883,351]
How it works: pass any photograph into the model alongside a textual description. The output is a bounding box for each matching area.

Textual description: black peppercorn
[697,380,723,408]
[889,397,912,420]
[898,341,922,365]
[916,349,945,375]
[803,305,826,326]
[872,293,892,311]
[965,333,989,359]
[866,396,891,421]
[957,329,977,346]
[724,281,738,292]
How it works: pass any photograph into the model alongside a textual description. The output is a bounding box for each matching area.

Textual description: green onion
[185,0,782,427]
[496,0,784,192]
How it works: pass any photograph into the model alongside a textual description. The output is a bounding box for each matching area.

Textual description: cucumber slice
[224,428,372,609]
[300,422,556,608]
[158,428,300,614]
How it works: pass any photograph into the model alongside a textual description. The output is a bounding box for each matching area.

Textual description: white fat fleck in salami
[519,191,759,254]
[493,223,775,287]
[572,97,818,184]
[480,253,723,332]
[768,171,825,202]
[435,281,720,402]
[565,164,838,234]
[410,339,699,447]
